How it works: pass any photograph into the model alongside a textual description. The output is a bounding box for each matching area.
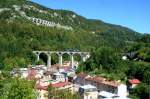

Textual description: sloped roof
[86,76,106,83]
[128,79,141,84]
[27,69,37,80]
[101,80,121,87]
[51,82,71,88]
[77,73,88,78]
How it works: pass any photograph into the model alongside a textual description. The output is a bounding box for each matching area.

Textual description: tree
[94,47,120,71]
[3,57,27,70]
[3,57,18,70]
[127,62,150,83]
[0,77,36,99]
[48,85,80,99]
[143,70,150,84]
[7,78,36,99]
[130,83,149,99]
[35,59,45,65]
[78,47,122,72]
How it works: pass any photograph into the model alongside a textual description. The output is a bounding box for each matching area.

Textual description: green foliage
[3,57,27,70]
[0,0,26,8]
[77,47,129,80]
[127,34,150,62]
[127,62,150,84]
[78,47,121,72]
[8,78,36,99]
[130,83,149,99]
[0,77,36,99]
[48,86,80,99]
[35,59,45,65]
[77,46,150,82]
[137,34,150,43]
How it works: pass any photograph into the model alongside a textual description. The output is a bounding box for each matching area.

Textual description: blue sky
[32,0,150,33]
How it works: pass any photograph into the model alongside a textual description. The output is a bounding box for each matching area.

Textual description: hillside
[0,0,142,69]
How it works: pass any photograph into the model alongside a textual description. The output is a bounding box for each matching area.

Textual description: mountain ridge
[0,0,139,33]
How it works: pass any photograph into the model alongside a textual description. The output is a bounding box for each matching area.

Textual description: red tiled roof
[85,77,103,83]
[27,69,37,80]
[85,76,120,87]
[51,82,70,88]
[128,79,141,84]
[101,80,121,87]
[36,83,48,91]
[36,81,71,91]
[93,77,105,82]
[77,72,122,88]
[59,66,71,71]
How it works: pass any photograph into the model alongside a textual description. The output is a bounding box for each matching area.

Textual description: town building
[99,91,131,99]
[75,73,90,85]
[127,79,141,89]
[52,72,67,82]
[75,73,127,97]
[79,84,98,99]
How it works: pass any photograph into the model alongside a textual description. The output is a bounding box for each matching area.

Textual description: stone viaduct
[33,51,90,69]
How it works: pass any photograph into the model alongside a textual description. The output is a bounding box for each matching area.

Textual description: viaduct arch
[33,51,90,69]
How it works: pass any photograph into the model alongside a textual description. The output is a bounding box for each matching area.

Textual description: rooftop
[101,80,121,87]
[99,91,116,98]
[51,82,71,88]
[80,84,97,90]
[77,72,89,78]
[86,76,106,83]
[128,79,141,84]
[27,69,37,80]
[78,73,122,87]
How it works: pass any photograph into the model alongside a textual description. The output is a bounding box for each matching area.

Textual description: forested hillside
[0,0,142,70]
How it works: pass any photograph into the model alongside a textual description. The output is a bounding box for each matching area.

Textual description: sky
[32,0,150,33]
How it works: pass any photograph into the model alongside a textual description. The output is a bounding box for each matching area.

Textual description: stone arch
[33,51,90,69]
[50,52,59,65]
[39,52,48,65]
[73,52,83,61]
[63,52,70,62]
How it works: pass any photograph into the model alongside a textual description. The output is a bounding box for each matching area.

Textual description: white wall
[117,84,127,97]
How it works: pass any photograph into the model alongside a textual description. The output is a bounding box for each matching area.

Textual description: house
[43,71,55,79]
[127,79,141,89]
[19,68,28,78]
[122,56,128,60]
[75,73,90,85]
[99,91,130,99]
[79,84,98,99]
[67,73,76,83]
[99,91,117,99]
[85,76,127,97]
[62,61,71,67]
[36,79,73,94]
[52,72,67,82]
[75,73,127,97]
[61,69,76,82]
[51,81,73,91]
[27,68,37,80]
